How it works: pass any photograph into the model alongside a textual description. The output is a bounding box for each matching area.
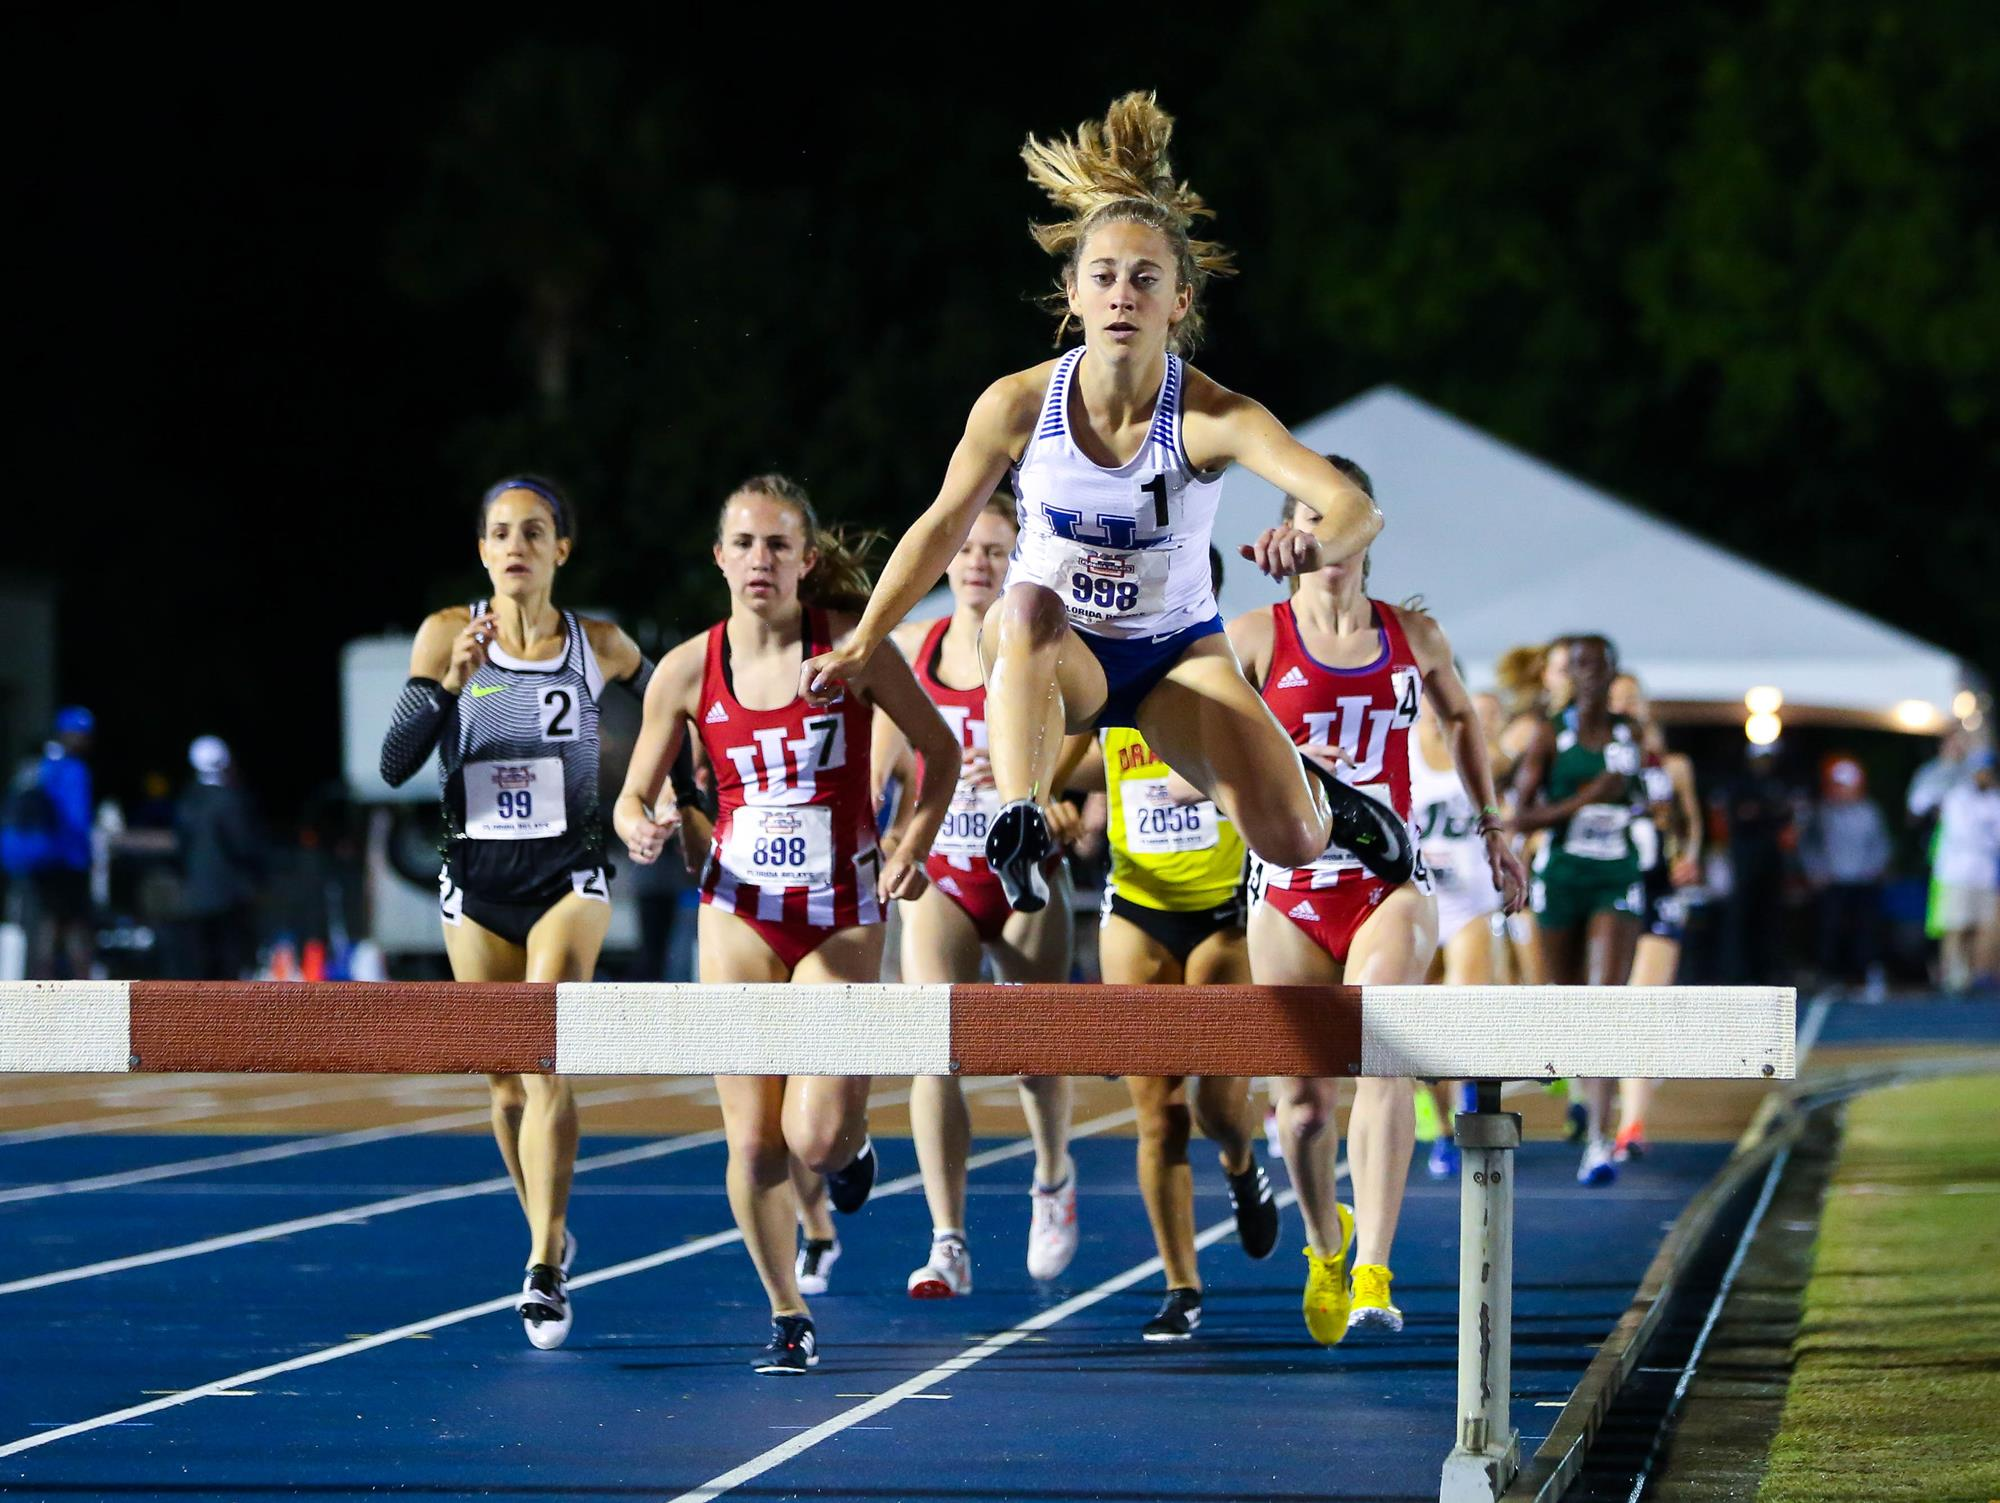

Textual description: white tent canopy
[1208,386,1962,723]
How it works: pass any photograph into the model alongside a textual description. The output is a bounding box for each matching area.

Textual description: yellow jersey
[1101,727,1246,911]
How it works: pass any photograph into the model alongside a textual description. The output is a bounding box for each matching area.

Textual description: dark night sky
[14,8,1997,819]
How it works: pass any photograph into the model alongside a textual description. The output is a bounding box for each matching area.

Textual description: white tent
[1211,386,1964,726]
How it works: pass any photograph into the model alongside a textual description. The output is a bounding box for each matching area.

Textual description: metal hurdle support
[1440,1080,1521,1503]
[0,978,1794,1503]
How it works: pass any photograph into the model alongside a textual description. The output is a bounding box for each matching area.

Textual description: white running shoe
[795,1237,841,1296]
[1026,1163,1079,1281]
[1578,1138,1619,1186]
[518,1263,572,1350]
[907,1235,974,1299]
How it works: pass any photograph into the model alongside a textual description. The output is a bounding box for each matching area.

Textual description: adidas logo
[1291,898,1321,921]
[704,701,729,724]
[1276,666,1309,690]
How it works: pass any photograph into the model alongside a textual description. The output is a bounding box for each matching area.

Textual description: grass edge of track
[1754,1071,2000,1503]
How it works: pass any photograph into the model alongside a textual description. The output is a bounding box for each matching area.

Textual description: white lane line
[0,1077,1026,1295]
[0,1076,714,1207]
[0,1100,1139,1459]
[0,1078,439,1148]
[0,1131,717,1296]
[670,1167,1330,1503]
[1796,994,1831,1069]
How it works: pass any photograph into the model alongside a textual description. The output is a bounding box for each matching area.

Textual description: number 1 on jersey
[1141,473,1170,530]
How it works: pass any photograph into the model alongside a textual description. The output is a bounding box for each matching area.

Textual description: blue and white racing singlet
[1003,347,1226,641]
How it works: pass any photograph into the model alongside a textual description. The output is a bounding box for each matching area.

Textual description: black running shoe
[1142,1287,1203,1343]
[1565,1101,1589,1144]
[984,798,1052,912]
[1226,1159,1281,1261]
[1301,756,1414,885]
[826,1137,877,1215]
[753,1315,819,1375]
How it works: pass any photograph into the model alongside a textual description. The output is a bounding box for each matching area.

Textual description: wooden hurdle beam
[0,979,1794,1503]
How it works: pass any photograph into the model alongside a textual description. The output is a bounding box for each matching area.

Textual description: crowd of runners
[379,92,1705,1374]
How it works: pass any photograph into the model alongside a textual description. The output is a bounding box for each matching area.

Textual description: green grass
[1757,1073,2000,1503]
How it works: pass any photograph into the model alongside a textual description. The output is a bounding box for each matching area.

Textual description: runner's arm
[803,378,1035,700]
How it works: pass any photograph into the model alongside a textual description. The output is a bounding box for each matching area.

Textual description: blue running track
[1,1117,1726,1502]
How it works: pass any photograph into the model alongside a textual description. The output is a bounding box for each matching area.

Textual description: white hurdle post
[1440,1080,1520,1503]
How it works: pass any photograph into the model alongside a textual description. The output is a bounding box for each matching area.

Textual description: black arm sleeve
[618,653,657,702]
[380,677,453,788]
[668,734,702,811]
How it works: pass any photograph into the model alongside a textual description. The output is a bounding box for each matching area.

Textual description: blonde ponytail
[1021,91,1235,352]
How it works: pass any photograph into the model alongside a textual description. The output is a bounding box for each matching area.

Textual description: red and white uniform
[697,609,882,970]
[910,618,1015,943]
[1256,598,1430,962]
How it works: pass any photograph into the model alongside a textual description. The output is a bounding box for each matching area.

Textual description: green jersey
[1533,713,1645,887]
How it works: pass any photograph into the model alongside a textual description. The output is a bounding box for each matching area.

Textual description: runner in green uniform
[1510,634,1643,1186]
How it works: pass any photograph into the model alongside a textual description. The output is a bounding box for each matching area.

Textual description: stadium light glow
[1953,689,1979,720]
[1744,685,1783,715]
[1745,711,1782,745]
[1892,700,1942,732]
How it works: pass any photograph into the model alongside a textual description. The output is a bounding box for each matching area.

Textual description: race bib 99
[464,759,567,840]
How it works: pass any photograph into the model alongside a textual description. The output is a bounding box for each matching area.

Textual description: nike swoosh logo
[469,684,507,697]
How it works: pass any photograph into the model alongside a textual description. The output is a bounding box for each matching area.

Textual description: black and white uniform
[1409,742,1501,948]
[437,602,611,945]
[1634,760,1686,942]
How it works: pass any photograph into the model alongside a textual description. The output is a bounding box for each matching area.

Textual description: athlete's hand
[878,848,931,904]
[1670,853,1701,888]
[961,751,997,790]
[1240,525,1322,580]
[614,797,677,866]
[1299,742,1359,778]
[1577,770,1628,804]
[1043,797,1083,848]
[441,612,498,693]
[677,805,714,876]
[1486,831,1530,914]
[801,638,878,708]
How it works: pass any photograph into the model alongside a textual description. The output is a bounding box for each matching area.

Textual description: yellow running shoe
[1347,1263,1403,1333]
[1412,1086,1444,1142]
[1302,1202,1357,1346]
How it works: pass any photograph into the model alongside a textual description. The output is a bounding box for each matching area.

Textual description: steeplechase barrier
[2,979,1794,1503]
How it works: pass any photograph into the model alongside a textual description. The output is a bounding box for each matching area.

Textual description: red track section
[948,984,1363,1076]
[128,982,558,1074]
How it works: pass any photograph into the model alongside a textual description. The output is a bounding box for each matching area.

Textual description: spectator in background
[1717,740,1796,984]
[1,707,98,978]
[175,735,265,980]
[1909,746,2000,993]
[1800,754,1891,994]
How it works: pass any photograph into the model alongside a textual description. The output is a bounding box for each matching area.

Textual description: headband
[483,477,568,534]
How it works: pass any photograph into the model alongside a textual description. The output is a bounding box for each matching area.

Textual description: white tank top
[1004,346,1226,640]
[1409,738,1498,903]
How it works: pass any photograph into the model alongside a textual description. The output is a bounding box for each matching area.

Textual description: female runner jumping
[615,475,960,1373]
[799,92,1402,916]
